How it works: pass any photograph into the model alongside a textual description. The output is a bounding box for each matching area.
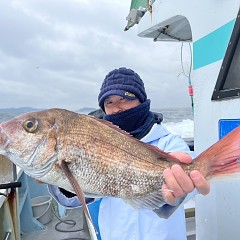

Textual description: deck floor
[21,207,90,240]
[20,205,196,240]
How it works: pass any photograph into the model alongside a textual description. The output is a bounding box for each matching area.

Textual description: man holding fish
[49,67,210,240]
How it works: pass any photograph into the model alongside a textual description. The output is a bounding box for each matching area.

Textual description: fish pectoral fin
[59,160,98,239]
[124,191,167,210]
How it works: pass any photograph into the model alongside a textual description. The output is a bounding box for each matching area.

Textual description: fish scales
[54,111,169,197]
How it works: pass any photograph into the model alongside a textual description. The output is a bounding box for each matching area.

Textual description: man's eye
[120,98,127,102]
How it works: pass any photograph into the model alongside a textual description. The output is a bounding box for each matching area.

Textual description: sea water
[153,107,194,139]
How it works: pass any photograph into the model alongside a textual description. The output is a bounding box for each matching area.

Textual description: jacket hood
[141,124,170,143]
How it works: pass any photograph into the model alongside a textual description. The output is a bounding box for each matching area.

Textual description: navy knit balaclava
[98,67,147,110]
[103,99,155,139]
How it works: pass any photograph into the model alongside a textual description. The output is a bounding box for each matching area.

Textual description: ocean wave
[162,119,194,139]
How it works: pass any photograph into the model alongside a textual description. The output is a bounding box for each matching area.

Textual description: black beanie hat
[98,67,147,110]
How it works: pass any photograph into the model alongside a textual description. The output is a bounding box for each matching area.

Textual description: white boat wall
[130,0,240,239]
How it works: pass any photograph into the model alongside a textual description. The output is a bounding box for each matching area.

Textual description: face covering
[103,99,156,139]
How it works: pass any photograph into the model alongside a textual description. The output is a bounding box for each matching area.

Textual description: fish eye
[22,119,38,133]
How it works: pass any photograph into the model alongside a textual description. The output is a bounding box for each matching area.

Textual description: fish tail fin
[194,126,240,177]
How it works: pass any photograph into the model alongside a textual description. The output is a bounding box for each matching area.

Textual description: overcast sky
[0,0,193,111]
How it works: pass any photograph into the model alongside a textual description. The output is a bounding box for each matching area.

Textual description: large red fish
[0,108,240,212]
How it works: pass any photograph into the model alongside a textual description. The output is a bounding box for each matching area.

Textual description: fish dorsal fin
[91,116,182,164]
[146,145,182,163]
[91,116,132,137]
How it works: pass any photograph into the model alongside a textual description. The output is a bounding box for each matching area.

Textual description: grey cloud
[0,0,192,110]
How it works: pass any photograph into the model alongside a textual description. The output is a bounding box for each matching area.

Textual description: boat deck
[21,207,91,240]
[20,206,196,240]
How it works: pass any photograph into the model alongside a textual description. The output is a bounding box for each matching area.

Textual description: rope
[180,42,194,112]
[51,205,86,240]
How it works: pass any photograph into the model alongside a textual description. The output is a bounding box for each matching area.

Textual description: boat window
[212,10,240,101]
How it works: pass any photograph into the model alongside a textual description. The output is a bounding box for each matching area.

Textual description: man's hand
[162,152,210,205]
